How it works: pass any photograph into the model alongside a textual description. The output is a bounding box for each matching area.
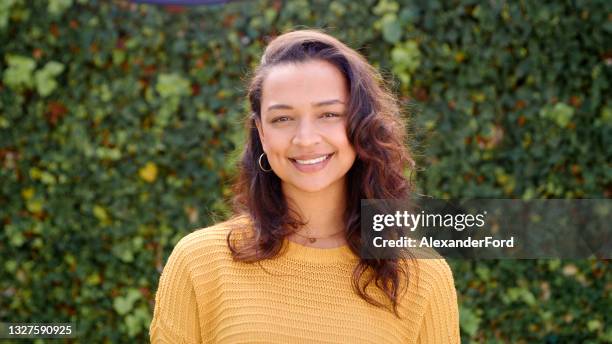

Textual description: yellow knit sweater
[149,215,460,343]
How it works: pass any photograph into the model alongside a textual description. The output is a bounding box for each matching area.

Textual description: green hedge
[1,0,610,342]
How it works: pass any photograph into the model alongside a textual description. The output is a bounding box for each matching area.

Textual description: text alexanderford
[372,236,515,248]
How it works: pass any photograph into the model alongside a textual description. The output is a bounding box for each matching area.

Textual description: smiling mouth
[290,153,334,165]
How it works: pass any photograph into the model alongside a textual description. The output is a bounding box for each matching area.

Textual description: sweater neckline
[280,237,358,264]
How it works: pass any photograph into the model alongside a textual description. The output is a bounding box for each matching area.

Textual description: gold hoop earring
[258,153,272,172]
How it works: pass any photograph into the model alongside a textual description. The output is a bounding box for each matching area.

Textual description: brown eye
[272,116,290,123]
[322,112,340,118]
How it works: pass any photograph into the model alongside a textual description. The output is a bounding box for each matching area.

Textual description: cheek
[343,146,357,164]
[332,129,353,152]
[339,136,357,162]
[264,136,287,156]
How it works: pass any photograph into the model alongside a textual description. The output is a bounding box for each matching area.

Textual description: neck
[281,179,347,240]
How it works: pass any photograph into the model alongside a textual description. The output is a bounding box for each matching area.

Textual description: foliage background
[1,0,610,342]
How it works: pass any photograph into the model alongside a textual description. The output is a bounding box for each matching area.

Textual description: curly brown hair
[227,29,416,316]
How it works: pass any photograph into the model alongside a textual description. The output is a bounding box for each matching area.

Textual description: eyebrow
[267,99,345,111]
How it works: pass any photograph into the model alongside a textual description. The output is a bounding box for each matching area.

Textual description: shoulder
[167,214,253,270]
[406,256,460,341]
[401,251,456,300]
[413,258,455,291]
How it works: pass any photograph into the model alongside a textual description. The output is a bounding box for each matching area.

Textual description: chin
[292,183,329,193]
[285,177,342,194]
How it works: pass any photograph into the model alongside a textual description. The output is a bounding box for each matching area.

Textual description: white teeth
[295,154,330,165]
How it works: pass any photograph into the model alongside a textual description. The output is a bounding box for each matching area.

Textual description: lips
[291,154,332,165]
[289,153,334,172]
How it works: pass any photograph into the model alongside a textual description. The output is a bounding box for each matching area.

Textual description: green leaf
[112,49,126,66]
[540,102,574,127]
[125,306,151,337]
[113,289,141,315]
[600,106,612,124]
[156,73,191,98]
[391,40,421,86]
[475,266,490,281]
[587,319,601,331]
[373,0,399,15]
[34,61,65,97]
[125,313,140,337]
[112,241,135,263]
[460,307,480,336]
[93,205,109,222]
[48,0,73,16]
[26,198,44,213]
[3,54,36,90]
[0,0,18,29]
[382,15,402,43]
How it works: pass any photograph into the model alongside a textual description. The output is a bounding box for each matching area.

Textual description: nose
[292,118,321,147]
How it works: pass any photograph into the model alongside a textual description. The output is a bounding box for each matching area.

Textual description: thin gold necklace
[293,229,345,243]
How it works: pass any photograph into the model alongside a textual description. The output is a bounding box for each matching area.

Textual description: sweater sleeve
[416,259,460,344]
[149,237,202,343]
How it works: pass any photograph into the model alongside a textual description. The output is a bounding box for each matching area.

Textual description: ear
[254,116,267,151]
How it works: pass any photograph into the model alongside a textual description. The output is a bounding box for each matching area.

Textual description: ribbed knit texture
[149,215,460,343]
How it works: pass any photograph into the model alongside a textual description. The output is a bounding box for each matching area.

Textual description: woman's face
[256,59,357,195]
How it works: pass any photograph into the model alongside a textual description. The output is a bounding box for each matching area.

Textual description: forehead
[261,60,348,108]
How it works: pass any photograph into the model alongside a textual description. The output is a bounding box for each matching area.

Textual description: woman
[150,29,460,343]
